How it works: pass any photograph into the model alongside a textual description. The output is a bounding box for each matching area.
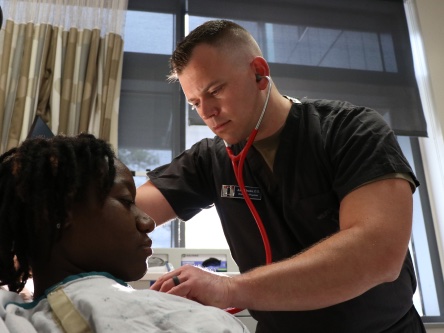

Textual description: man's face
[179,43,264,145]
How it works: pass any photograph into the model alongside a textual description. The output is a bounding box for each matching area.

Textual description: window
[119,0,444,323]
[119,4,185,247]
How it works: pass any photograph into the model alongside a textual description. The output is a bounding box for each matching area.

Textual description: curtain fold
[0,0,128,153]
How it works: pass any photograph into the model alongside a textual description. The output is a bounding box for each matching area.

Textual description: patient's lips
[140,237,153,256]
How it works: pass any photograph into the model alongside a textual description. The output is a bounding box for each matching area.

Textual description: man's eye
[191,103,200,111]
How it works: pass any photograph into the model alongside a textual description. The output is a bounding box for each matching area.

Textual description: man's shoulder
[296,98,384,128]
[300,98,371,113]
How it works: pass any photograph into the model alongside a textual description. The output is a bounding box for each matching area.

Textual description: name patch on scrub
[221,185,262,200]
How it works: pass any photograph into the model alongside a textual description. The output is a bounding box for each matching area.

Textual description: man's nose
[199,99,219,120]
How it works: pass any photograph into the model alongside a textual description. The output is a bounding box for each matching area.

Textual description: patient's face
[60,159,155,282]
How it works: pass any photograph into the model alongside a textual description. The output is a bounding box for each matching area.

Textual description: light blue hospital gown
[0,272,249,333]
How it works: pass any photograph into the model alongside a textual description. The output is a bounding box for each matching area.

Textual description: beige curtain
[0,0,127,153]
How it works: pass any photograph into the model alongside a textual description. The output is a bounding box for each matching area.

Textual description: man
[136,20,425,332]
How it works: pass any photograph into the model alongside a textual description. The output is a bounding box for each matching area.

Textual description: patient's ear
[63,210,74,229]
[63,198,84,229]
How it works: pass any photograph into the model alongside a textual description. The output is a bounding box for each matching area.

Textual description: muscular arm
[136,181,177,226]
[230,178,413,310]
[152,178,414,311]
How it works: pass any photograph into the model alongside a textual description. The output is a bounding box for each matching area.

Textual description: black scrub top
[148,98,422,333]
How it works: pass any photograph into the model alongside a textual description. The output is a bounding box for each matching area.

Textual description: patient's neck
[31,254,83,299]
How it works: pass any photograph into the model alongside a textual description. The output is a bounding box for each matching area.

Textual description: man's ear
[251,56,269,80]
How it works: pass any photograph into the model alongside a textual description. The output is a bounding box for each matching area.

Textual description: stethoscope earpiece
[255,74,262,82]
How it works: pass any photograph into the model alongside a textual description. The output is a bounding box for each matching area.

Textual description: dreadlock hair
[0,133,116,293]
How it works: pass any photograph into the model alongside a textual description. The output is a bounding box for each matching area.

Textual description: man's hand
[150,265,233,309]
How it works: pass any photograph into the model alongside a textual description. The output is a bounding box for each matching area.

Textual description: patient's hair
[0,133,116,293]
[168,19,261,81]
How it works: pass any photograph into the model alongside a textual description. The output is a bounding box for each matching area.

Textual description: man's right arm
[136,181,177,226]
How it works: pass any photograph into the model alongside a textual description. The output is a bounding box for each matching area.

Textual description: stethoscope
[223,75,272,314]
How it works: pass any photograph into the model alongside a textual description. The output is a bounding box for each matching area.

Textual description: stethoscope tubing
[226,133,272,265]
[224,77,273,314]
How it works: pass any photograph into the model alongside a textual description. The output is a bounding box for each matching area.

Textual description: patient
[0,133,249,333]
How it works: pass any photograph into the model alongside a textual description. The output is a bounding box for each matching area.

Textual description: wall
[413,0,444,332]
[415,0,444,129]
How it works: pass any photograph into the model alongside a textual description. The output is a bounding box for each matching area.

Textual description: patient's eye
[120,198,135,208]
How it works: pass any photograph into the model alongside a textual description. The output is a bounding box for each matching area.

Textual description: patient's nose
[136,212,156,233]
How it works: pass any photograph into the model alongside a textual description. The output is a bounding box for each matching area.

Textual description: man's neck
[255,93,292,141]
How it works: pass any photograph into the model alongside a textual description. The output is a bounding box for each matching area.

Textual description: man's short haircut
[168,19,259,82]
